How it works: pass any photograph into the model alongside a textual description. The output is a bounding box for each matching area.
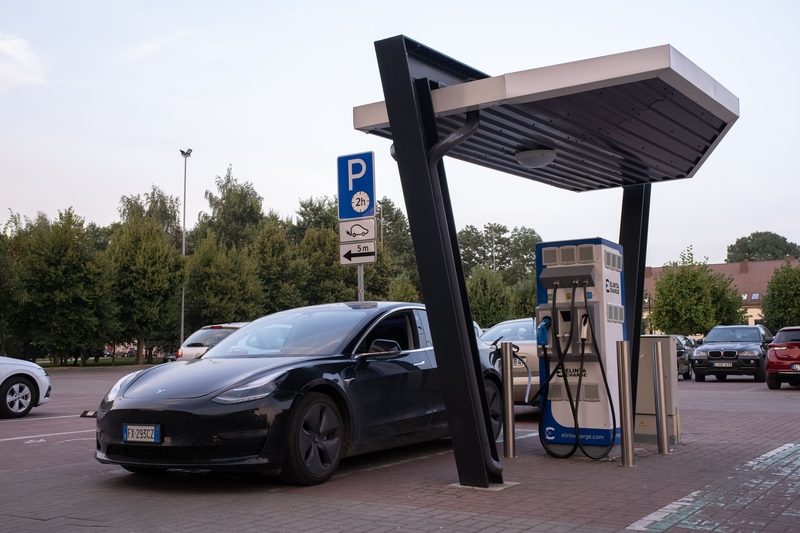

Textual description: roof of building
[643,258,800,307]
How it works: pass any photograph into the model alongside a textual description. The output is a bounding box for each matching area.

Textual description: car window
[356,312,413,353]
[774,330,800,343]
[206,309,368,358]
[480,321,534,342]
[183,328,238,348]
[705,327,760,343]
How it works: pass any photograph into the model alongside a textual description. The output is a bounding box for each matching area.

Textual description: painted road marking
[0,429,94,442]
[627,443,800,531]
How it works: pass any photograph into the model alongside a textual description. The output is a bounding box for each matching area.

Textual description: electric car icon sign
[339,217,375,244]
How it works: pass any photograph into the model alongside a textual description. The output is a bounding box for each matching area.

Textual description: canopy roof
[354,43,738,192]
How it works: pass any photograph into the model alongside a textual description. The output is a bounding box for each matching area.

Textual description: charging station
[535,238,623,458]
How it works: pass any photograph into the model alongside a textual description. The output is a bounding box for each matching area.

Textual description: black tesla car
[95,302,503,485]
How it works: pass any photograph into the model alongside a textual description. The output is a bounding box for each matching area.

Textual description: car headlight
[102,371,142,405]
[211,372,286,405]
[738,350,760,357]
[693,350,708,357]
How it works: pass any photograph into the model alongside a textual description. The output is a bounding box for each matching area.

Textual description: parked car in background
[95,302,502,485]
[176,323,249,360]
[675,335,694,380]
[0,356,52,418]
[690,325,772,382]
[765,326,800,390]
[480,318,539,406]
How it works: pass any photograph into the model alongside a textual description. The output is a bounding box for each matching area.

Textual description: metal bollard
[653,341,670,454]
[616,341,635,467]
[500,342,516,458]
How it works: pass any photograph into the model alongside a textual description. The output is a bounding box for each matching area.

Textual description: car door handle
[413,361,426,367]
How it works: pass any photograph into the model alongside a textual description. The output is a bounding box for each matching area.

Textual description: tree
[466,265,513,328]
[726,231,800,262]
[387,273,420,302]
[296,227,353,305]
[504,227,542,286]
[511,275,538,318]
[108,216,184,364]
[762,261,800,332]
[119,185,182,249]
[0,233,25,356]
[200,165,265,249]
[15,210,108,365]
[458,223,541,286]
[376,197,418,289]
[251,220,308,314]
[288,196,338,243]
[650,246,743,335]
[185,230,262,332]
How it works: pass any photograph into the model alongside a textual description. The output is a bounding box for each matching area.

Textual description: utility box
[635,335,681,445]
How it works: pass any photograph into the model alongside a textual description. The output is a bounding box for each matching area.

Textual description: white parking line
[0,429,94,442]
[4,414,81,422]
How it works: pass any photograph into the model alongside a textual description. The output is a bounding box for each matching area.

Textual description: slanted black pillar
[374,35,502,487]
[619,183,651,413]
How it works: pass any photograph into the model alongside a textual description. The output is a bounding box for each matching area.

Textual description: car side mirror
[696,339,704,346]
[368,339,402,355]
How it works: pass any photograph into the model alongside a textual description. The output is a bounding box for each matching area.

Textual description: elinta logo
[605,279,620,294]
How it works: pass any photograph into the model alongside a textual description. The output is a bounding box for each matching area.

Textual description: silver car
[480,318,540,406]
[176,323,249,360]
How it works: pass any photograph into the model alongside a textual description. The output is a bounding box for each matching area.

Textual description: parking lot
[1,367,799,533]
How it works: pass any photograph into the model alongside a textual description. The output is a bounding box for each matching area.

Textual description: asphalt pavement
[1,366,798,533]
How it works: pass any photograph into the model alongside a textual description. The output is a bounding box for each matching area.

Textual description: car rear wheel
[1,377,35,418]
[766,376,781,390]
[483,379,503,440]
[682,367,692,380]
[695,373,705,382]
[280,392,343,486]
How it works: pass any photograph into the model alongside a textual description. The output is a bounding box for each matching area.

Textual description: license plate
[122,424,161,443]
[513,357,524,367]
[713,362,733,368]
[792,364,800,370]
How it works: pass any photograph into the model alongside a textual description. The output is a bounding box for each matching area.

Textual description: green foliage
[726,231,800,262]
[511,275,538,318]
[387,273,420,302]
[288,196,338,243]
[762,261,800,332]
[15,210,109,364]
[650,246,744,335]
[185,230,262,332]
[376,197,419,289]
[296,227,353,305]
[251,220,307,314]
[119,185,182,249]
[458,223,541,286]
[200,165,265,249]
[0,233,25,355]
[108,216,184,363]
[364,246,394,301]
[466,265,514,328]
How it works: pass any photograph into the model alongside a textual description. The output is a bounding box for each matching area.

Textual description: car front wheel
[695,373,706,382]
[682,367,692,380]
[280,392,343,486]
[766,376,781,390]
[1,377,35,418]
[483,379,503,440]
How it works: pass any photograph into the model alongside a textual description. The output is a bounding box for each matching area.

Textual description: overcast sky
[1,0,797,267]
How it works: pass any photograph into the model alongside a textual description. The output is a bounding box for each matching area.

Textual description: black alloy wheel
[483,379,503,440]
[280,392,343,486]
[1,377,35,418]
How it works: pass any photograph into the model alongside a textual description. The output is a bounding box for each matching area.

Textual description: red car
[766,327,800,389]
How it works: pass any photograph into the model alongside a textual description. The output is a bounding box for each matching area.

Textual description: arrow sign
[340,241,376,265]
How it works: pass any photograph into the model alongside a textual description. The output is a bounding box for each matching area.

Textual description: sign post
[337,152,376,301]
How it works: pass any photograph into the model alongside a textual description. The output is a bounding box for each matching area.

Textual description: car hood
[122,357,302,400]
[698,341,762,352]
[0,356,43,371]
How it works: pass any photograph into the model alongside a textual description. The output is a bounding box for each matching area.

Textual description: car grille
[106,440,265,464]
[708,350,738,359]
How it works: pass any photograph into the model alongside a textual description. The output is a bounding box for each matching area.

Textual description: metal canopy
[355,44,739,192]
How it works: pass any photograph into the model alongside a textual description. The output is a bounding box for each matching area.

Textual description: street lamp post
[179,148,192,346]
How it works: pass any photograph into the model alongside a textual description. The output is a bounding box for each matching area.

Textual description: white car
[176,323,249,360]
[0,356,52,418]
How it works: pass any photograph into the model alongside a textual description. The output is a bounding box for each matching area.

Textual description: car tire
[483,379,503,440]
[280,392,343,486]
[716,374,727,381]
[682,367,692,380]
[695,373,705,382]
[766,376,781,390]
[1,376,35,418]
[754,362,766,383]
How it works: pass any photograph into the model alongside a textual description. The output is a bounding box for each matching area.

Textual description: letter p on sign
[348,158,366,191]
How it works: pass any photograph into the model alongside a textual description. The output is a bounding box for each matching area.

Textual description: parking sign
[338,152,375,220]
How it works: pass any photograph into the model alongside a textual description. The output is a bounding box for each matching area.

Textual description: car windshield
[480,320,535,342]
[705,327,761,343]
[204,309,368,358]
[183,327,238,348]
[774,330,800,343]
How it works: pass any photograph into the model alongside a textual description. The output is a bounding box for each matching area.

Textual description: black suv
[691,325,773,382]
